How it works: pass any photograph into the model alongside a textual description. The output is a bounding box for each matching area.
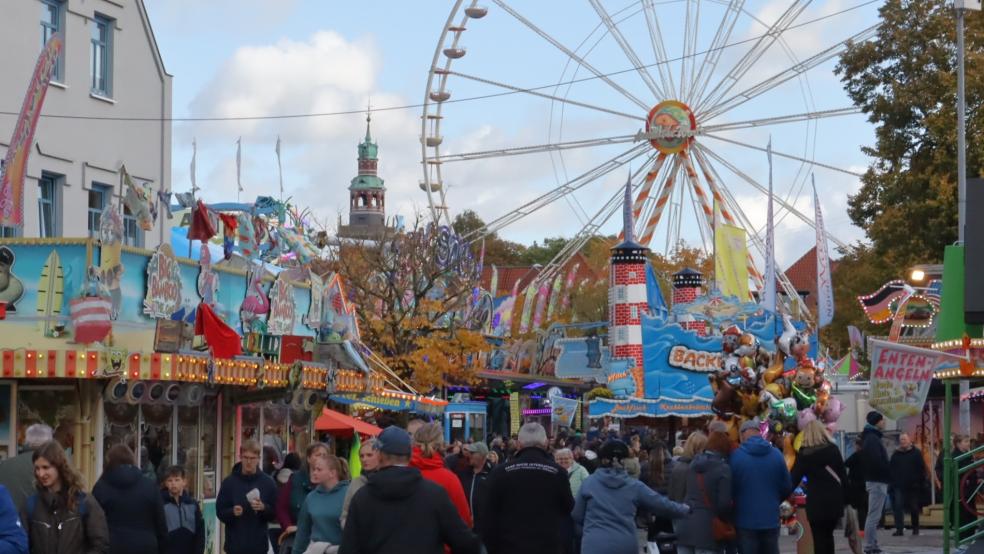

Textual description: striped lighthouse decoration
[609,174,650,397]
[673,268,708,336]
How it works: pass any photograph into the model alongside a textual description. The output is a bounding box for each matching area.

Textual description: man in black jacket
[889,433,925,536]
[457,441,493,538]
[861,411,891,554]
[216,440,278,554]
[339,426,480,554]
[482,422,575,554]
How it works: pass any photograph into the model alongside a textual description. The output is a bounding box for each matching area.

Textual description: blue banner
[588,396,711,418]
[550,395,579,427]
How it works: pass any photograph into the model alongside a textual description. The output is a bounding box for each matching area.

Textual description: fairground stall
[0,228,410,549]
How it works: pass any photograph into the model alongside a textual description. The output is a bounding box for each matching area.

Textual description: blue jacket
[0,485,26,554]
[730,436,792,530]
[293,480,350,554]
[216,463,278,554]
[161,489,204,554]
[573,467,689,554]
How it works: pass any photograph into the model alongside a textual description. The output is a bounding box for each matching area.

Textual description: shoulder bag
[696,473,736,542]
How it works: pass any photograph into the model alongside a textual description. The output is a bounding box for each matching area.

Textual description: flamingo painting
[240,266,269,332]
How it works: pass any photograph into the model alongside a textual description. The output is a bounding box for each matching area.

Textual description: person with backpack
[21,440,109,554]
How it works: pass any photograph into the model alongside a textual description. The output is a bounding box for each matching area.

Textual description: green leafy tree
[836,0,984,269]
[451,210,526,266]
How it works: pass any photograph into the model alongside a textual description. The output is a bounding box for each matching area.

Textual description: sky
[143,0,883,268]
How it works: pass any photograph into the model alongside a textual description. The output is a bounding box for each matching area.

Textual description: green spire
[351,101,384,190]
[357,108,378,161]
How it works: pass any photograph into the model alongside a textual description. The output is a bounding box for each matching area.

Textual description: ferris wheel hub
[645,100,698,155]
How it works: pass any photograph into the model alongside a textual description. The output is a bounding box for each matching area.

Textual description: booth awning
[315,408,381,438]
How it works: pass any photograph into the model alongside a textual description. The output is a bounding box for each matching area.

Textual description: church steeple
[346,101,386,233]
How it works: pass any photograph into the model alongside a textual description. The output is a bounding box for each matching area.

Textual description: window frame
[88,182,111,237]
[90,14,113,97]
[122,205,144,248]
[38,172,62,238]
[40,0,65,83]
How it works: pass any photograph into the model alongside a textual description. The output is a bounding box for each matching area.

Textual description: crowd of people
[0,415,977,554]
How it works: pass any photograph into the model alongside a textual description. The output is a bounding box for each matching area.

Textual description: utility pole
[947,5,979,552]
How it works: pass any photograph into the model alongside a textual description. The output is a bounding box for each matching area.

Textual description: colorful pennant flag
[0,35,63,227]
[714,222,750,300]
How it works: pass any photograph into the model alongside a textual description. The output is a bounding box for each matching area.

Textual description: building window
[38,172,62,238]
[122,206,143,247]
[630,306,639,319]
[90,15,113,96]
[40,0,64,82]
[0,226,20,238]
[88,183,111,237]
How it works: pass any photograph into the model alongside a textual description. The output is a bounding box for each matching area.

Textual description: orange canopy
[314,408,382,438]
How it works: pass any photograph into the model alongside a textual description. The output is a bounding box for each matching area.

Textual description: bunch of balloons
[709,314,844,450]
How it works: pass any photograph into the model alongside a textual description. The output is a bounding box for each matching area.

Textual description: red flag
[195,303,242,359]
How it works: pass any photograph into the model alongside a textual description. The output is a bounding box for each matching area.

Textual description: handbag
[697,473,736,542]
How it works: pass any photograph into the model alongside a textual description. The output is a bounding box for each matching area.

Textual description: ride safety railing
[943,382,984,553]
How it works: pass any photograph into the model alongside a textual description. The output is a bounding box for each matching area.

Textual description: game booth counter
[0,236,402,550]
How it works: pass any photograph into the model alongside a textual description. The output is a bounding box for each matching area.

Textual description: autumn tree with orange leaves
[331,219,489,391]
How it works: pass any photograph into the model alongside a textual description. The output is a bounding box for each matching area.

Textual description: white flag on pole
[235,137,243,193]
[814,175,834,327]
[190,138,198,194]
[275,136,284,197]
[762,137,777,313]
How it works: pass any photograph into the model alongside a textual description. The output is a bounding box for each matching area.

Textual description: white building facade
[0,0,172,247]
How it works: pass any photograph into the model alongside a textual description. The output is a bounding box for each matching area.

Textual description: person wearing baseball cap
[339,426,480,554]
[861,410,891,554]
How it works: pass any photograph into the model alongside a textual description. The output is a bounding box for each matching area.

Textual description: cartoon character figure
[82,266,109,298]
[777,314,810,362]
[790,362,818,410]
[197,245,219,306]
[722,325,742,354]
[0,246,25,311]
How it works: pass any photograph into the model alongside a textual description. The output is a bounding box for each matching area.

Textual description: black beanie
[866,411,883,426]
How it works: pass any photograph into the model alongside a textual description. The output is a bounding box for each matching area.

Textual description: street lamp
[956,0,981,242]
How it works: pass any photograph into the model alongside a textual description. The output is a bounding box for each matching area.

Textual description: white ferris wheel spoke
[448,70,645,121]
[492,0,650,110]
[694,0,812,114]
[703,133,863,178]
[641,0,678,98]
[587,0,665,100]
[533,154,659,287]
[695,147,809,318]
[428,134,638,163]
[700,25,878,122]
[702,107,860,133]
[682,0,706,102]
[688,0,746,109]
[464,142,651,241]
[695,143,847,249]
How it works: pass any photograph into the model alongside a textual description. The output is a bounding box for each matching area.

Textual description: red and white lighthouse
[609,177,650,397]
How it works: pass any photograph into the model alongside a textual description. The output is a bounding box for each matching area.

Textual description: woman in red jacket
[411,422,473,528]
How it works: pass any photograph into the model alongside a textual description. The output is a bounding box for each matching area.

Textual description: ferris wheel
[420,0,877,310]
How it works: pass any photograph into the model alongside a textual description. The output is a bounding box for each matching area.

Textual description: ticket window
[449,413,467,443]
